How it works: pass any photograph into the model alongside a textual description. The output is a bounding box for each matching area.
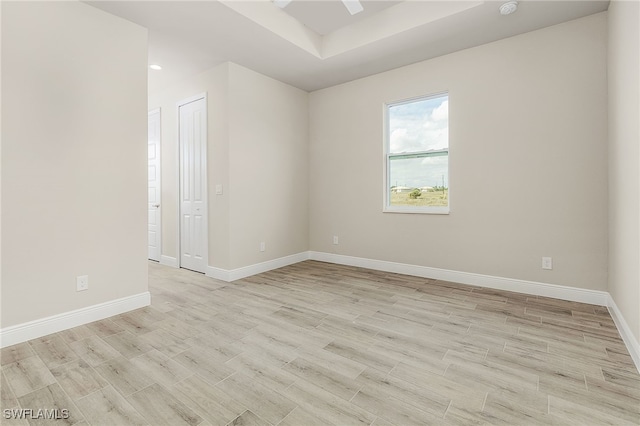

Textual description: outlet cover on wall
[260,242,266,252]
[333,236,339,245]
[76,275,89,291]
[542,257,553,270]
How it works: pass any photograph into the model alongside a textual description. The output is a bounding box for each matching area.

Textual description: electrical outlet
[260,242,266,252]
[76,275,89,291]
[542,257,553,270]
[333,236,339,245]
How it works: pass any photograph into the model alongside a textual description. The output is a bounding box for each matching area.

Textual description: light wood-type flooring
[2,260,639,425]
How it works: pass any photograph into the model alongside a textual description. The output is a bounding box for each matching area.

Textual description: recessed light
[499,1,518,15]
[150,64,162,71]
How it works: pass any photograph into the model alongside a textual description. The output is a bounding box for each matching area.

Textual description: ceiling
[282,0,401,35]
[86,1,609,94]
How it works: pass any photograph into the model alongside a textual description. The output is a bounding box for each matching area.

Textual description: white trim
[160,255,178,268]
[206,252,310,282]
[174,100,181,268]
[148,108,162,262]
[205,266,230,282]
[383,92,450,215]
[308,251,609,306]
[177,93,207,108]
[383,205,450,215]
[607,295,640,374]
[177,93,208,273]
[0,292,151,348]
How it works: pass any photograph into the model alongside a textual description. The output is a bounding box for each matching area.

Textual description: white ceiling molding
[222,0,484,60]
[281,0,401,35]
[220,0,323,58]
[322,1,484,58]
[85,0,610,93]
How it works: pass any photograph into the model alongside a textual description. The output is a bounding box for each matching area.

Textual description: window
[384,93,449,214]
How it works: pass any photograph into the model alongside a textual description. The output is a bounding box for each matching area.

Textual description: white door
[148,108,161,261]
[179,95,208,273]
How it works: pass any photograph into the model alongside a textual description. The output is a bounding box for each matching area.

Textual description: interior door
[179,96,208,273]
[148,108,161,261]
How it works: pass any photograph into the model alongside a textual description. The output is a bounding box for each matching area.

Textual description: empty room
[1,0,639,425]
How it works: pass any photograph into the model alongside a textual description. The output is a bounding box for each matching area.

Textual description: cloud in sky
[389,95,448,153]
[431,99,448,122]
[388,95,449,188]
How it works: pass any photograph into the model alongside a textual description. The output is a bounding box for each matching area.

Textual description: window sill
[383,206,450,215]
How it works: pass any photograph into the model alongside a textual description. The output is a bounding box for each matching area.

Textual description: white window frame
[383,93,450,215]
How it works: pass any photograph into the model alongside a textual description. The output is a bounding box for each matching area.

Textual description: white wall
[608,0,640,342]
[1,2,149,327]
[148,62,308,271]
[309,13,608,291]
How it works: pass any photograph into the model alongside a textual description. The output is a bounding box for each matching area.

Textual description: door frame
[148,108,162,262]
[176,93,208,271]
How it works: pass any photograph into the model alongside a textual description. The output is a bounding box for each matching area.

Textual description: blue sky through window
[388,94,448,189]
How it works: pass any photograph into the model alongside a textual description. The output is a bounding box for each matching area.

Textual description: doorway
[178,94,208,273]
[148,108,161,261]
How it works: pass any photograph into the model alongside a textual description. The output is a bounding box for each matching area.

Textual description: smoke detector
[499,1,518,15]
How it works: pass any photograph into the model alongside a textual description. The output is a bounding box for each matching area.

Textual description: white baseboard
[607,295,640,374]
[308,251,609,306]
[0,292,151,348]
[160,255,178,268]
[206,265,229,282]
[206,252,310,282]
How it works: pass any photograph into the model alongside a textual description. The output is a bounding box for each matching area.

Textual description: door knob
[153,204,160,208]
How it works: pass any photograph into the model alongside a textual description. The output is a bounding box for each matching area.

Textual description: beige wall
[1,2,148,327]
[227,63,309,269]
[309,13,609,290]
[148,62,308,270]
[608,0,640,342]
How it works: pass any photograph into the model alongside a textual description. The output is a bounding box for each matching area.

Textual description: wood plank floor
[2,260,639,425]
